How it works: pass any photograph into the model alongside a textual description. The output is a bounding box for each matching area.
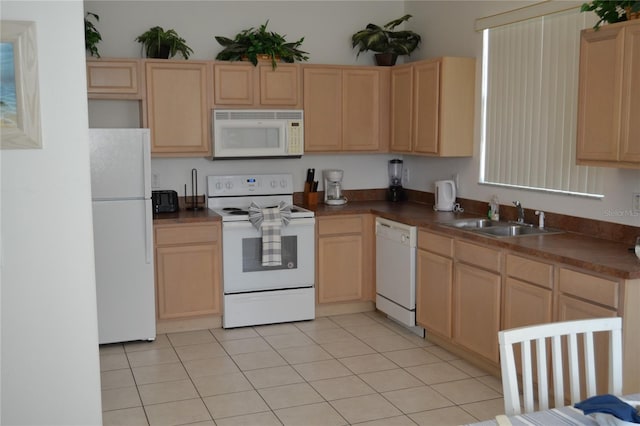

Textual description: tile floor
[100,312,506,426]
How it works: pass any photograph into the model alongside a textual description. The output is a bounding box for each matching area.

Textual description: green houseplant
[135,26,193,59]
[214,21,309,70]
[581,0,640,29]
[351,14,421,66]
[85,12,102,58]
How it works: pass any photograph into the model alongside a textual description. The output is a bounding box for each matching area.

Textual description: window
[480,7,603,197]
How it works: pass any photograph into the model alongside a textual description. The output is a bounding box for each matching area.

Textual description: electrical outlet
[633,193,640,212]
[403,168,410,184]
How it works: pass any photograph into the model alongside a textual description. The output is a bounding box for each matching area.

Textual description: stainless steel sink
[439,218,564,238]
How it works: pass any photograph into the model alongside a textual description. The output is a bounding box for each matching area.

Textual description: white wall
[1,1,103,425]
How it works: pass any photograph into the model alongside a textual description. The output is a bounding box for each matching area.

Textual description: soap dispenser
[488,196,500,221]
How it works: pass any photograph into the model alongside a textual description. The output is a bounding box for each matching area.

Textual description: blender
[323,169,347,205]
[387,159,405,202]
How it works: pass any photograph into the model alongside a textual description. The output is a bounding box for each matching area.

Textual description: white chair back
[498,317,623,415]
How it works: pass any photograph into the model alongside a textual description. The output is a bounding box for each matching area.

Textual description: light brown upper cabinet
[213,62,301,108]
[145,60,212,157]
[303,65,390,153]
[86,58,144,99]
[390,57,475,156]
[577,20,640,168]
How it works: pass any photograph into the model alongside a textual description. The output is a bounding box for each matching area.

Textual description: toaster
[152,190,179,213]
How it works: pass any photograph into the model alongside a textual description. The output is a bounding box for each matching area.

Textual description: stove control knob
[225,182,233,189]
[280,179,287,188]
[270,180,277,188]
[215,182,223,190]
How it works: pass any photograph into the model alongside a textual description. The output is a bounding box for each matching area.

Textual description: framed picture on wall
[1,20,41,149]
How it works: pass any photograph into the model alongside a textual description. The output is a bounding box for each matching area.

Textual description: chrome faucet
[513,201,525,224]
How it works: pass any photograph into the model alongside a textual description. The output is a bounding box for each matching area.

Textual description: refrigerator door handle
[145,200,153,264]
[142,134,151,198]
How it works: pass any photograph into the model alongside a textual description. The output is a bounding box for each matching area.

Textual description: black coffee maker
[387,159,405,202]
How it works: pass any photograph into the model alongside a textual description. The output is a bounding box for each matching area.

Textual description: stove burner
[228,210,249,215]
[223,207,243,211]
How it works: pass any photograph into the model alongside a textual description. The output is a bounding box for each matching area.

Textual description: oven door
[222,218,315,293]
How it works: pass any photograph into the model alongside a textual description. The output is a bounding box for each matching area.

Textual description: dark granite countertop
[153,208,221,225]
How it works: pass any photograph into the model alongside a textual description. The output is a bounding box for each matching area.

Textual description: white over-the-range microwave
[212,109,304,159]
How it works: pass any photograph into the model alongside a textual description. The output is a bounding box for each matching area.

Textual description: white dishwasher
[375,217,422,332]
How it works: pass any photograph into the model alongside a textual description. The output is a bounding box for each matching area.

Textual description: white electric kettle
[434,180,456,211]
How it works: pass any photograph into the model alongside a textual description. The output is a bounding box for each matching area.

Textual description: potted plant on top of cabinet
[135,26,194,59]
[85,12,102,58]
[581,0,640,29]
[351,14,421,66]
[214,20,309,70]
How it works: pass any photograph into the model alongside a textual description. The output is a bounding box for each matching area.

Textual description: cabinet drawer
[455,240,501,272]
[506,254,553,289]
[155,223,219,246]
[559,268,619,309]
[418,230,453,257]
[318,216,363,236]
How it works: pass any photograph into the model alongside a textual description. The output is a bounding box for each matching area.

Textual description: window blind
[481,8,603,196]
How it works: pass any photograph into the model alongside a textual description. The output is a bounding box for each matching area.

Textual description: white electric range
[207,174,315,328]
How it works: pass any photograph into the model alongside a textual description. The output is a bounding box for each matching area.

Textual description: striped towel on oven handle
[248,201,291,266]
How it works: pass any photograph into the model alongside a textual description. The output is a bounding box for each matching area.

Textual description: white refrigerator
[89,128,156,344]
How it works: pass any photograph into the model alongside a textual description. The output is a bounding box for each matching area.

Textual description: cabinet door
[146,61,210,156]
[413,60,440,154]
[503,278,552,330]
[213,63,255,106]
[390,65,413,152]
[317,235,363,303]
[155,243,220,319]
[342,69,381,151]
[87,59,142,99]
[416,249,452,337]
[259,64,300,106]
[620,22,640,163]
[303,67,342,152]
[453,263,501,363]
[577,25,625,162]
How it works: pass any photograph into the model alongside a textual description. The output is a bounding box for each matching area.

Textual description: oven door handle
[223,218,315,229]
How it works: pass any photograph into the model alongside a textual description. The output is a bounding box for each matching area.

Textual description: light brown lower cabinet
[154,222,221,319]
[416,249,453,338]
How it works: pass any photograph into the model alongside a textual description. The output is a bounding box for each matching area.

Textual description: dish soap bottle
[488,195,500,221]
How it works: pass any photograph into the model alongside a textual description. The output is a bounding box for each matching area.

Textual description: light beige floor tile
[174,342,227,362]
[127,347,179,368]
[405,361,470,385]
[102,406,148,426]
[124,335,171,353]
[363,310,388,321]
[216,411,282,426]
[255,323,300,336]
[100,353,130,372]
[221,337,271,355]
[244,365,304,389]
[258,382,324,410]
[309,375,376,401]
[321,338,376,358]
[382,348,442,367]
[144,398,212,426]
[100,344,125,355]
[292,359,353,381]
[185,422,216,426]
[294,317,339,332]
[402,333,432,347]
[358,368,424,392]
[359,334,417,352]
[183,355,240,378]
[274,402,347,426]
[355,415,418,426]
[431,378,502,405]
[212,327,259,341]
[382,385,454,414]
[101,368,135,390]
[338,353,397,374]
[330,393,402,424]
[276,344,333,364]
[423,345,460,361]
[449,359,490,377]
[132,362,189,385]
[330,313,379,327]
[167,330,215,347]
[409,406,478,426]
[192,372,253,397]
[232,349,287,371]
[460,397,506,421]
[264,332,314,349]
[303,327,354,344]
[101,386,141,411]
[477,374,504,394]
[203,390,270,419]
[342,324,398,338]
[137,378,199,405]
